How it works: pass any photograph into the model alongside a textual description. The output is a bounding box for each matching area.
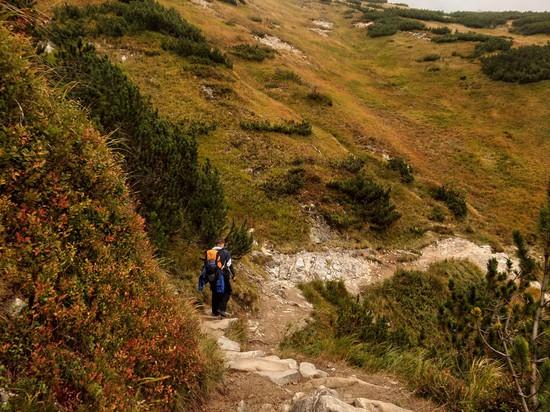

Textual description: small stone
[237,400,247,412]
[9,297,26,317]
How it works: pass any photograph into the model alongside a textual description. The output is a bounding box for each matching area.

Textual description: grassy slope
[36,0,550,251]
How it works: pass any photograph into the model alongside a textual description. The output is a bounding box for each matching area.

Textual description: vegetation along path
[202,234,513,411]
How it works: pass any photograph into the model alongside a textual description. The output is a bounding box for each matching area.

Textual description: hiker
[198,239,235,317]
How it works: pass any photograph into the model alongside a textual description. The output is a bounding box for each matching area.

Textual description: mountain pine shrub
[432,185,468,219]
[225,220,254,259]
[51,40,226,248]
[327,175,401,231]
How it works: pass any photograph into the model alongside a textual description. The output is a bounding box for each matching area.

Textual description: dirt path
[203,235,511,411]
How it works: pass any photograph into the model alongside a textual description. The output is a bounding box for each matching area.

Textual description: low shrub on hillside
[417,53,440,62]
[306,88,333,106]
[332,154,365,173]
[240,119,313,136]
[231,43,276,61]
[430,26,451,35]
[327,175,401,231]
[0,27,220,410]
[431,185,468,219]
[273,68,302,83]
[473,36,512,56]
[481,44,550,83]
[387,157,414,183]
[261,168,307,199]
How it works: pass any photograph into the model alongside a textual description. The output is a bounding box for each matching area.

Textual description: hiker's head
[216,238,225,247]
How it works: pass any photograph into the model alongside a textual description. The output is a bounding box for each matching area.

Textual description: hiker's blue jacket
[198,267,225,294]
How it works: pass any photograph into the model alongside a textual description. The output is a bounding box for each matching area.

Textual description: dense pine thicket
[0,27,219,410]
[50,0,230,66]
[482,44,550,83]
[51,40,226,247]
[512,13,550,35]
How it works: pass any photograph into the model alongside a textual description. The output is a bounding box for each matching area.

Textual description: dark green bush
[430,26,451,35]
[332,154,365,173]
[187,160,227,245]
[225,220,254,259]
[240,119,312,136]
[231,43,276,61]
[261,168,306,199]
[473,37,512,56]
[387,157,414,183]
[418,53,440,62]
[431,185,468,219]
[481,44,550,83]
[327,175,401,231]
[368,21,399,38]
[52,40,226,248]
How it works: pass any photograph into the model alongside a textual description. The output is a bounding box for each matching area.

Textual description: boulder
[229,358,295,372]
[353,399,412,412]
[224,350,265,361]
[264,355,298,370]
[290,388,366,412]
[217,336,241,352]
[299,362,328,379]
[257,369,301,386]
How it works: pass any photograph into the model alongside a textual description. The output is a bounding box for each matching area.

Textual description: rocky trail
[202,235,515,411]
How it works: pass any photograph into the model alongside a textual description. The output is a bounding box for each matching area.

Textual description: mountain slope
[36,0,550,251]
[0,25,219,410]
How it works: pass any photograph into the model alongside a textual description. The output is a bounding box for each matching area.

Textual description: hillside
[35,0,550,253]
[0,24,220,410]
[2,0,550,410]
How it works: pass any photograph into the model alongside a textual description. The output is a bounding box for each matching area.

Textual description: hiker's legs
[219,274,232,314]
[220,292,231,313]
[211,289,222,315]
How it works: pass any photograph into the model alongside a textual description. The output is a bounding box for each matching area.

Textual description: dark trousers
[211,290,224,316]
[219,272,232,313]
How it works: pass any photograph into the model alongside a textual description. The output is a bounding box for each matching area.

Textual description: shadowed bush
[231,43,276,61]
[327,175,401,231]
[51,40,227,249]
[240,119,312,136]
[431,185,468,219]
